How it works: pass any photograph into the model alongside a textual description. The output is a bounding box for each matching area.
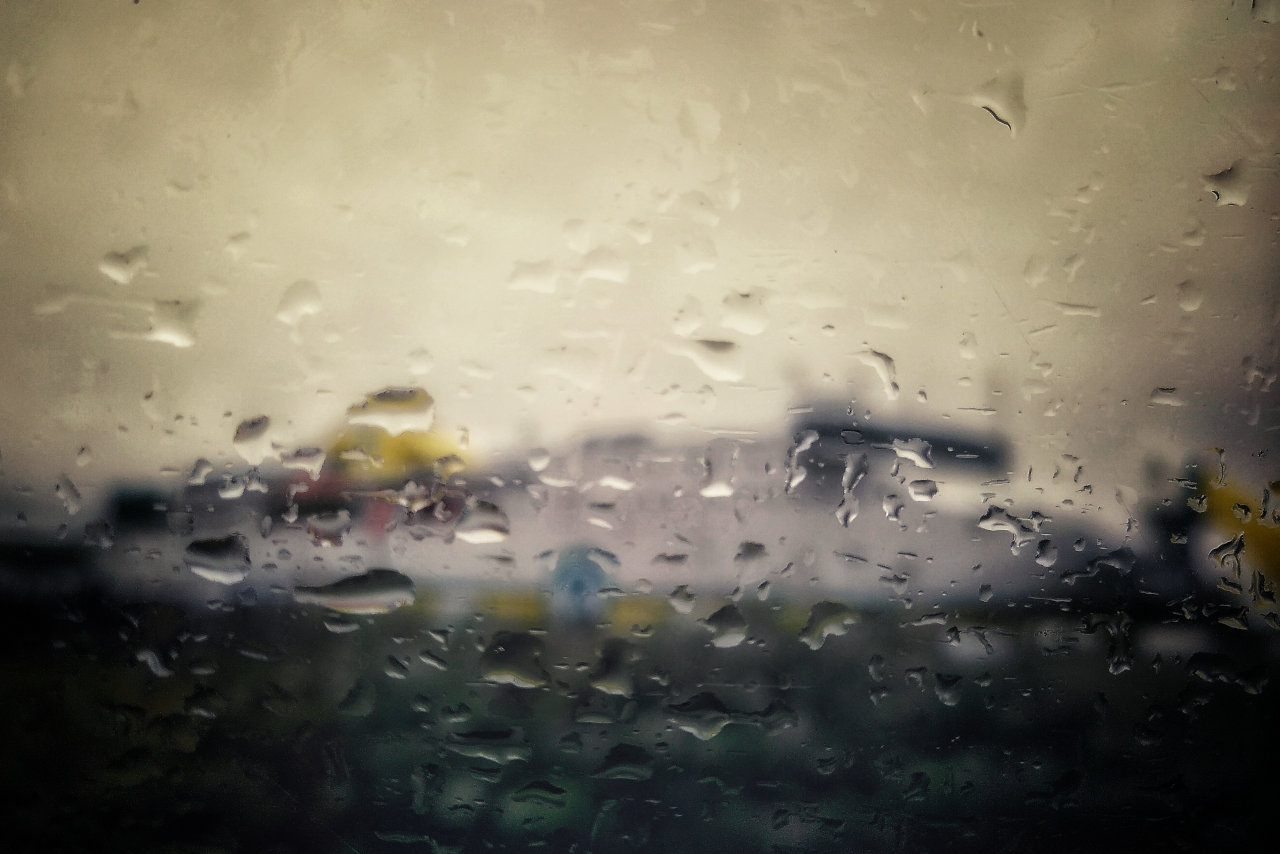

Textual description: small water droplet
[324,615,361,634]
[903,771,931,800]
[275,279,322,326]
[1175,280,1203,312]
[337,679,376,716]
[721,291,769,335]
[934,673,963,706]
[669,339,744,382]
[908,479,938,501]
[55,474,81,515]
[1149,387,1186,407]
[578,246,629,285]
[187,458,213,485]
[98,245,149,285]
[224,231,251,260]
[510,780,568,808]
[479,631,547,688]
[384,655,411,680]
[306,509,353,547]
[508,259,558,293]
[418,649,448,671]
[676,231,718,274]
[854,349,900,400]
[668,585,696,614]
[527,448,551,472]
[135,648,173,678]
[882,494,904,521]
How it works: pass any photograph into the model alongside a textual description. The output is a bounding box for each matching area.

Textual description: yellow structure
[1200,468,1280,598]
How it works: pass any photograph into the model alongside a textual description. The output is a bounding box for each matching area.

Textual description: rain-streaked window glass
[2,2,1278,851]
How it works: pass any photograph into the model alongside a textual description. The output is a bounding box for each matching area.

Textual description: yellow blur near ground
[1202,475,1280,595]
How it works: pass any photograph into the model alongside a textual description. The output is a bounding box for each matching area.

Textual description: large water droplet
[592,744,654,780]
[701,603,747,648]
[977,506,1037,552]
[891,438,934,469]
[666,692,732,740]
[447,729,533,765]
[934,674,963,707]
[293,568,415,614]
[785,430,819,494]
[280,446,326,480]
[908,479,938,501]
[1035,539,1059,567]
[184,534,250,585]
[799,601,858,650]
[668,339,744,382]
[233,415,272,465]
[589,639,635,698]
[854,349,900,400]
[455,501,510,544]
[721,291,768,335]
[969,71,1026,136]
[346,387,436,435]
[578,246,629,285]
[1204,161,1250,206]
[479,632,547,688]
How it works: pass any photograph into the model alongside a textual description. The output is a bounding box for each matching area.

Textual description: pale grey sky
[1,0,1276,531]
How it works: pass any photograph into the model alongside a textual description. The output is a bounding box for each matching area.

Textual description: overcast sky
[1,0,1277,530]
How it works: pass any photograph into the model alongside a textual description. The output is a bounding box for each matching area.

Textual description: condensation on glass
[0,2,1277,851]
